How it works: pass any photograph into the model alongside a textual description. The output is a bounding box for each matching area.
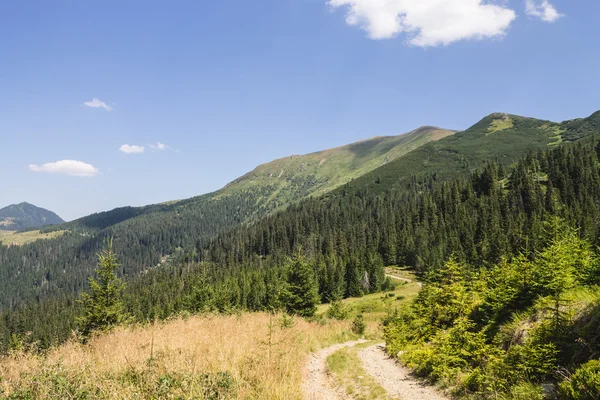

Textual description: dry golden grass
[0,229,66,246]
[0,277,419,399]
[0,313,356,399]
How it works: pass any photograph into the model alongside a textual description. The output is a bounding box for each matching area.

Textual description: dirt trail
[303,339,367,400]
[303,341,448,400]
[385,273,423,288]
[358,343,448,400]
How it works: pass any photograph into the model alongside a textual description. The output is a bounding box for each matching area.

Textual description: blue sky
[1,0,598,221]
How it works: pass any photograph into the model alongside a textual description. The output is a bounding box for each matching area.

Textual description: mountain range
[1,110,599,313]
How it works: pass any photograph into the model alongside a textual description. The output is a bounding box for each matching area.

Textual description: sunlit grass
[0,229,66,246]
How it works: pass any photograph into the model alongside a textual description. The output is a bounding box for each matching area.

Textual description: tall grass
[0,313,353,399]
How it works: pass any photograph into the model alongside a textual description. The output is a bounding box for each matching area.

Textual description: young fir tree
[282,255,320,317]
[77,240,126,339]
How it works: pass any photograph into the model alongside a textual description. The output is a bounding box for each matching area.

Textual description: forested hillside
[0,202,64,231]
[343,111,600,195]
[0,127,452,312]
[3,121,600,357]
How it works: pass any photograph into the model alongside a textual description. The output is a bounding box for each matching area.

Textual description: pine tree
[77,240,126,339]
[281,256,320,317]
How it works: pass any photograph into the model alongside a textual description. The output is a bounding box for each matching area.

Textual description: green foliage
[559,359,600,400]
[385,221,600,398]
[351,313,366,336]
[278,313,297,329]
[281,256,320,317]
[200,371,237,400]
[506,382,546,400]
[326,297,351,320]
[77,240,127,339]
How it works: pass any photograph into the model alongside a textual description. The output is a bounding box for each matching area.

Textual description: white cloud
[119,144,145,154]
[328,0,517,47]
[149,142,168,151]
[525,0,563,22]
[84,98,113,111]
[29,160,100,177]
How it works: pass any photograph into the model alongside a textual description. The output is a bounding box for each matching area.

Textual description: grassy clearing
[318,279,420,339]
[487,117,514,134]
[539,123,565,146]
[0,281,419,399]
[0,229,66,246]
[384,266,417,280]
[327,342,393,400]
[0,313,353,399]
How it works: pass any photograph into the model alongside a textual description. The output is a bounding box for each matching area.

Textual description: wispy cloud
[525,0,563,22]
[328,0,516,47]
[84,98,113,111]
[149,142,168,151]
[29,160,100,177]
[119,144,145,154]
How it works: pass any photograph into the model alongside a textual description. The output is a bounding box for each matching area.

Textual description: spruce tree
[77,240,126,339]
[282,256,320,317]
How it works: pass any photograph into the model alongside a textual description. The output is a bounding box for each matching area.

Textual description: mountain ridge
[0,202,65,231]
[61,125,455,232]
[336,110,600,195]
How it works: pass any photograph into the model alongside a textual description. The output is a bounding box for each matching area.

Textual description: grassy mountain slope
[220,126,454,201]
[63,126,453,233]
[0,202,64,231]
[342,111,600,194]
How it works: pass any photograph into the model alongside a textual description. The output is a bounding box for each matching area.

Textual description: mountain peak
[0,203,65,231]
[222,126,455,198]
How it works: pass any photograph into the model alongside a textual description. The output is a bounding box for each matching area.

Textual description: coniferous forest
[1,134,600,349]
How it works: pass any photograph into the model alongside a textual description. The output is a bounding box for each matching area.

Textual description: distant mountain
[0,202,65,231]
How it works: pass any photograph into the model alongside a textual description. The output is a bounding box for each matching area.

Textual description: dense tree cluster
[383,220,600,398]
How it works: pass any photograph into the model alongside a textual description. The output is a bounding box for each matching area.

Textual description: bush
[508,382,546,400]
[201,371,237,400]
[559,359,600,400]
[351,314,366,336]
[278,313,297,329]
[326,299,350,320]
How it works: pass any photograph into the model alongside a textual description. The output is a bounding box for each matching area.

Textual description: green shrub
[503,343,558,382]
[201,371,237,400]
[351,314,366,336]
[278,313,297,329]
[326,299,350,320]
[559,359,600,400]
[507,382,546,400]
